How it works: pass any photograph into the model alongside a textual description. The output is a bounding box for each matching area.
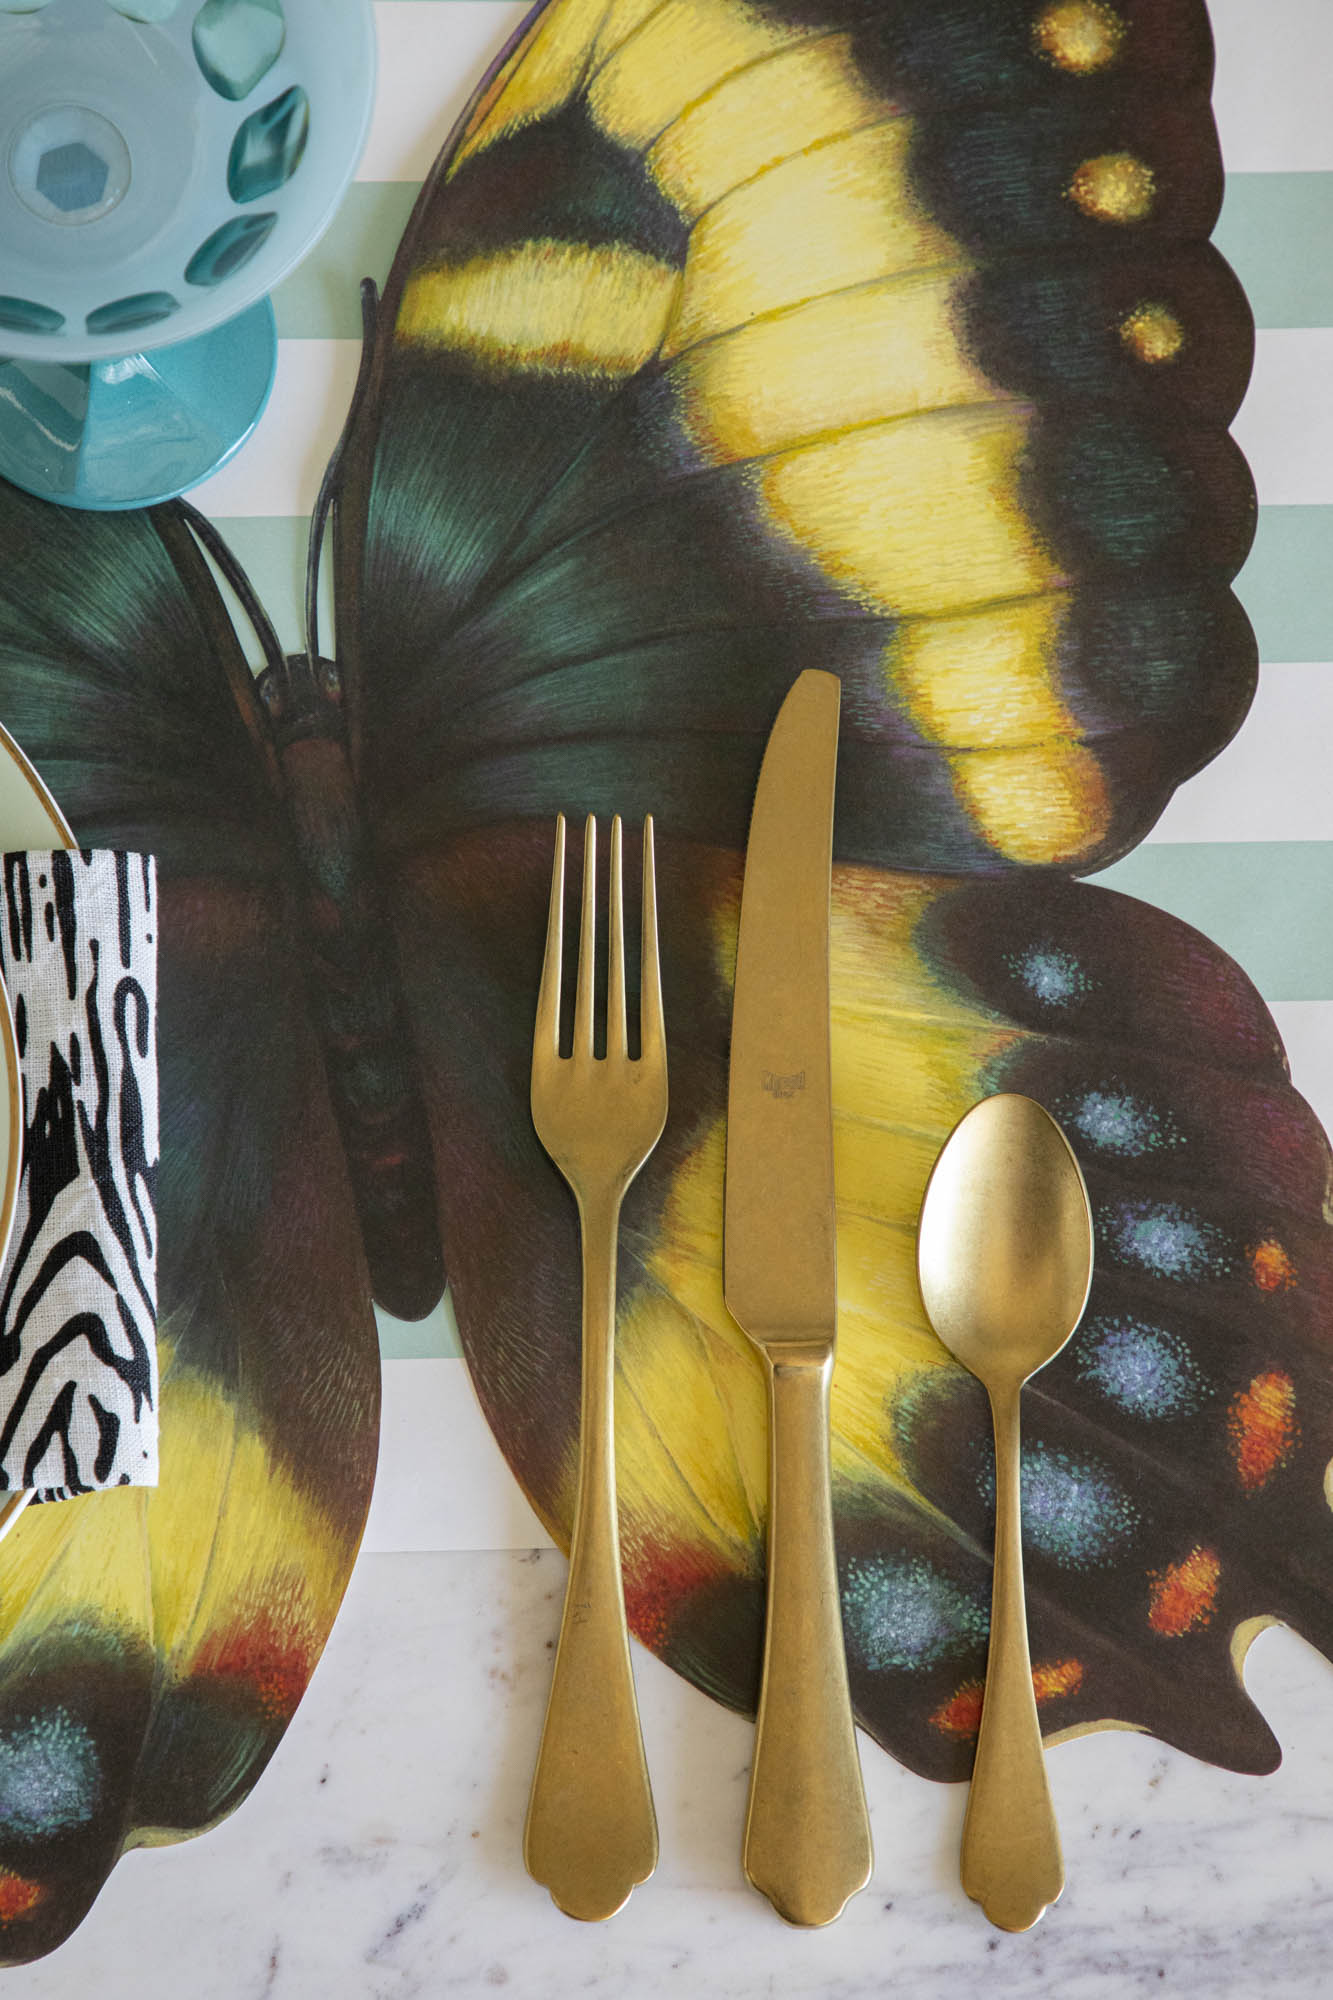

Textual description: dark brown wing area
[0,486,379,1963]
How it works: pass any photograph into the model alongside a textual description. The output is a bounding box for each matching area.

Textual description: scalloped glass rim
[0,0,376,363]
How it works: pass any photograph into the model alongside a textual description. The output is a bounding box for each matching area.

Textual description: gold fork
[524,813,667,1922]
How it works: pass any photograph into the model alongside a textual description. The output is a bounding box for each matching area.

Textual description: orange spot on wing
[931,1659,1083,1736]
[1148,1545,1221,1636]
[0,1872,45,1923]
[1250,1239,1295,1292]
[931,1679,985,1738]
[193,1611,320,1723]
[1229,1371,1298,1492]
[623,1543,730,1653]
[1032,1658,1084,1704]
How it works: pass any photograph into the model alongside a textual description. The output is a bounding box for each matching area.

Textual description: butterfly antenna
[304,278,380,666]
[178,503,287,680]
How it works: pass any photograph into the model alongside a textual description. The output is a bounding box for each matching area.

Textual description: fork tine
[639,816,664,1068]
[607,815,628,1059]
[573,814,597,1058]
[535,814,566,1060]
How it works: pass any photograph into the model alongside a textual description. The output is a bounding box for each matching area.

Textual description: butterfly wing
[0,487,379,1962]
[337,0,1255,877]
[393,833,1333,1779]
[326,0,1296,1778]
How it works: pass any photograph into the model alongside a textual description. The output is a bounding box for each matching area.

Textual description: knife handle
[744,1345,873,1926]
[524,1190,658,1920]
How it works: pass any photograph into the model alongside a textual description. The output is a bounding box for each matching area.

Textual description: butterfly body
[258,648,444,1321]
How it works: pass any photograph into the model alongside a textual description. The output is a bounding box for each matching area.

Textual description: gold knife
[723,668,873,1926]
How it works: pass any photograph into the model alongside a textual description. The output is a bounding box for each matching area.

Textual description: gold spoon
[916,1093,1094,1934]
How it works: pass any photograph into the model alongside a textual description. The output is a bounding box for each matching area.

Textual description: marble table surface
[5,1534,1333,1999]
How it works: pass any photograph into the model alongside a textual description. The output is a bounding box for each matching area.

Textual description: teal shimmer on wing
[1109,1200,1228,1282]
[1005,945,1093,1009]
[1062,1088,1181,1159]
[841,1555,989,1672]
[981,1446,1139,1569]
[1075,1317,1208,1419]
[0,1710,101,1839]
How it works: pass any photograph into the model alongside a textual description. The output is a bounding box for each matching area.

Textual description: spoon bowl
[917,1093,1094,1934]
[918,1092,1094,1389]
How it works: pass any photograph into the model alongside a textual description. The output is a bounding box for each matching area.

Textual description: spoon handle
[961,1382,1064,1933]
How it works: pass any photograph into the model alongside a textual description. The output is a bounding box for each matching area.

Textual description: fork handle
[524,1190,658,1921]
[744,1345,873,1926]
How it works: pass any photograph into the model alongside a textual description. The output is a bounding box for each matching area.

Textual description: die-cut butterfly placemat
[0,0,1317,1966]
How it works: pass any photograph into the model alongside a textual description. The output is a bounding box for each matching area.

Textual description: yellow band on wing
[589,0,820,153]
[950,741,1113,866]
[452,0,612,170]
[674,267,991,459]
[895,597,1073,751]
[667,120,957,354]
[645,32,889,221]
[397,240,682,378]
[0,1336,354,1697]
[893,604,1113,860]
[760,406,1056,617]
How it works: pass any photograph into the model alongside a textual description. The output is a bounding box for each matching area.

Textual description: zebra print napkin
[0,853,158,1503]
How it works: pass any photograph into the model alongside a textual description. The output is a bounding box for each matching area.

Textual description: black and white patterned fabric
[0,852,158,1502]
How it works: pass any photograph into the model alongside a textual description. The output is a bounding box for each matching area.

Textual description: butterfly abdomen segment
[260,653,443,1322]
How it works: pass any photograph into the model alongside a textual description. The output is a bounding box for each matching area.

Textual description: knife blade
[723,668,872,1927]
